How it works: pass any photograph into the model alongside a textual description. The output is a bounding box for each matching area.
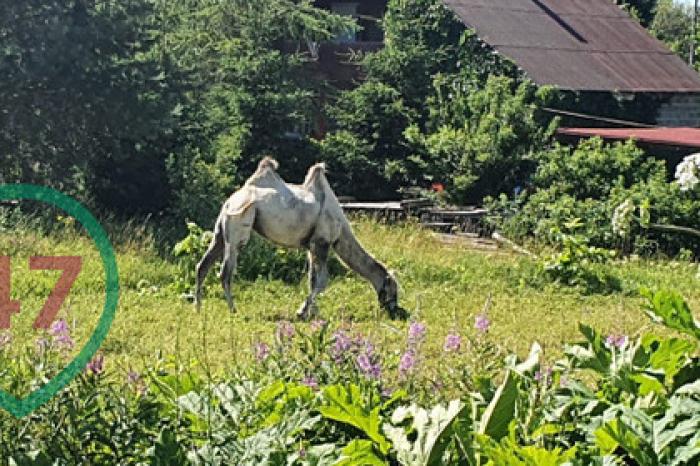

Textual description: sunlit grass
[0,218,698,389]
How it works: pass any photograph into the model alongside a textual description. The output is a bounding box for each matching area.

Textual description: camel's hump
[257,156,279,171]
[303,162,327,186]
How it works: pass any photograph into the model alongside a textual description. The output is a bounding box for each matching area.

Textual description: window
[330,2,359,43]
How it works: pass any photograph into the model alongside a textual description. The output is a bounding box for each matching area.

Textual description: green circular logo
[0,184,119,418]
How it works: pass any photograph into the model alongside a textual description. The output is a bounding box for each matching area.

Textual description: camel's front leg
[297,240,330,320]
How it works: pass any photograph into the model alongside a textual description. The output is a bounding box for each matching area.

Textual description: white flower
[612,199,635,238]
[675,153,700,192]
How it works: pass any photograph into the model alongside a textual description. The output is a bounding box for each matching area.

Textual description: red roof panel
[557,127,700,148]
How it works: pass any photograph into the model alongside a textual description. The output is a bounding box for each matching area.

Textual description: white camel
[194,157,401,319]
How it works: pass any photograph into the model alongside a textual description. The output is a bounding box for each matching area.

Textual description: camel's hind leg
[220,208,255,312]
[297,239,330,320]
[194,222,224,311]
[220,242,238,311]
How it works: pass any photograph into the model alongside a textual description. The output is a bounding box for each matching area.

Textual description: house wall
[656,94,700,127]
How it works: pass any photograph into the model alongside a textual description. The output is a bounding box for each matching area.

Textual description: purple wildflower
[0,332,11,349]
[36,337,50,352]
[331,330,353,362]
[48,317,74,350]
[127,370,146,395]
[475,314,491,333]
[353,335,382,379]
[126,370,141,385]
[87,354,104,375]
[381,386,395,398]
[356,353,381,379]
[605,334,628,350]
[254,342,270,362]
[310,319,327,333]
[49,319,69,337]
[276,321,295,341]
[54,332,74,350]
[399,349,416,376]
[443,333,462,352]
[534,367,553,386]
[408,322,426,346]
[301,375,319,390]
[356,353,372,372]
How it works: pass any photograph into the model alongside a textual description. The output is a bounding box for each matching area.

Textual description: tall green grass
[0,213,698,383]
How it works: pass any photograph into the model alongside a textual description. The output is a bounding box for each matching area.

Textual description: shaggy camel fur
[194,157,401,319]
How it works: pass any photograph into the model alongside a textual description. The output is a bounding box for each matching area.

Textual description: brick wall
[656,94,700,127]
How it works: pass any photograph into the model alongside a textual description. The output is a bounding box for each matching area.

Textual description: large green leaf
[384,400,472,466]
[319,385,390,455]
[647,337,696,385]
[594,417,658,466]
[564,324,613,375]
[641,288,700,340]
[479,370,519,441]
[480,435,577,466]
[334,439,386,466]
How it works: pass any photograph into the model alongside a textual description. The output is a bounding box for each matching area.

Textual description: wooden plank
[426,209,488,217]
[433,233,499,250]
[341,202,403,211]
[421,222,456,230]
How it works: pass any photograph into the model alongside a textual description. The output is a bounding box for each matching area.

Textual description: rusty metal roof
[557,127,700,148]
[442,0,700,92]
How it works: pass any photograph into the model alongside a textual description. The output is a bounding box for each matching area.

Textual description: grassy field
[1,218,698,386]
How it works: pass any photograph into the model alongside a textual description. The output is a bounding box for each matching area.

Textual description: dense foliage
[651,0,695,64]
[487,138,700,257]
[1,0,352,225]
[616,0,660,27]
[0,0,175,212]
[319,0,555,203]
[158,0,353,224]
[1,289,697,464]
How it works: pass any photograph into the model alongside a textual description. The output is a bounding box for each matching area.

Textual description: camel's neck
[333,225,388,292]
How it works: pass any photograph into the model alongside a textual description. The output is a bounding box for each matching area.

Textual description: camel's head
[378,272,403,319]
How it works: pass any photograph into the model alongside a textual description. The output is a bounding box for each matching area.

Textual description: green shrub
[1,289,698,464]
[532,138,663,199]
[320,0,546,202]
[317,82,415,199]
[540,222,619,294]
[406,76,556,203]
[487,138,700,256]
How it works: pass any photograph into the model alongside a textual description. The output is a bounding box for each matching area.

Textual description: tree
[0,0,353,221]
[156,0,353,223]
[616,0,660,27]
[651,0,694,63]
[0,0,176,212]
[319,0,540,202]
